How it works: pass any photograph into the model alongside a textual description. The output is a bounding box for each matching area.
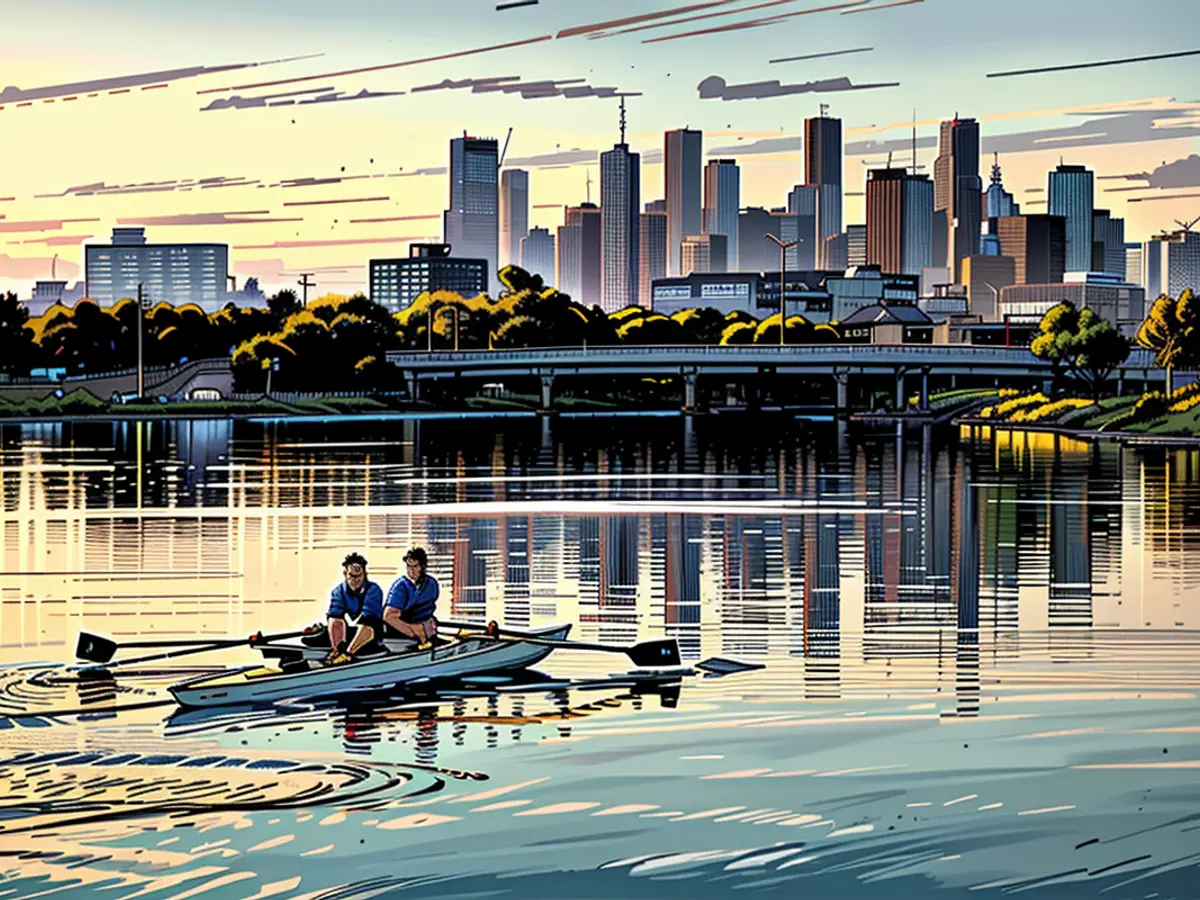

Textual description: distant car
[189,388,222,401]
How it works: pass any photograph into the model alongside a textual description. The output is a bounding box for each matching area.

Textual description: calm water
[1,415,1199,899]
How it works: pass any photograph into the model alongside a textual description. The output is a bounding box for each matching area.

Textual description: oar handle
[80,630,307,670]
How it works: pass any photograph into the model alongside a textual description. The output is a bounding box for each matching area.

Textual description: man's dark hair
[342,552,368,569]
[403,547,428,568]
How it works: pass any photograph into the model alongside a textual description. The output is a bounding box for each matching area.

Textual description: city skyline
[2,0,1199,298]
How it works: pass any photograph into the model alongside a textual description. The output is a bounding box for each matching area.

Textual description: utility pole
[298,273,316,307]
[136,284,147,399]
[227,274,237,294]
[765,234,799,346]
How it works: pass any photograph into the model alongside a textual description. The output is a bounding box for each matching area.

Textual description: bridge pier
[920,367,931,412]
[894,368,906,412]
[539,372,555,410]
[681,367,698,412]
[405,372,420,402]
[834,368,849,410]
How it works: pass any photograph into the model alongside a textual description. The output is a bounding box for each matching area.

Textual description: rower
[322,553,385,664]
[382,547,440,650]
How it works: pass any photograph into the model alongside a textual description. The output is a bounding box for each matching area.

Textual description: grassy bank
[966,383,1200,437]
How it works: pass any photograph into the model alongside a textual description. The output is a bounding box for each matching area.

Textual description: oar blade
[75,632,118,664]
[627,639,681,668]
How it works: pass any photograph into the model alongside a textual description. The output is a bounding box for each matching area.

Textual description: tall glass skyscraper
[804,112,843,266]
[443,135,499,293]
[499,168,529,269]
[703,159,740,271]
[601,139,641,312]
[664,128,702,277]
[933,116,981,281]
[1048,163,1094,274]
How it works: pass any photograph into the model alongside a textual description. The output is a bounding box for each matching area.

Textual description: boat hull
[168,624,572,708]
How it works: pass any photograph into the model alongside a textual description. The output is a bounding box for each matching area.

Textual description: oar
[74,629,309,669]
[439,619,681,668]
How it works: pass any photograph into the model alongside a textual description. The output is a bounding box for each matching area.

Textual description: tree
[720,320,756,345]
[671,307,726,344]
[0,291,38,377]
[616,314,685,345]
[752,313,814,345]
[1136,289,1200,392]
[1030,301,1081,392]
[268,289,301,320]
[1064,310,1130,400]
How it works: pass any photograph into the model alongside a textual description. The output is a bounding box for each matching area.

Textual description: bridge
[0,358,234,405]
[386,344,1163,410]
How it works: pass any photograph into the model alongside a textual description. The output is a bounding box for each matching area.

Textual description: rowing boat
[168,623,572,708]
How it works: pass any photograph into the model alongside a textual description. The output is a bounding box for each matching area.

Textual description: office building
[999,271,1145,328]
[680,233,728,275]
[499,169,529,269]
[664,128,703,276]
[703,159,740,270]
[84,227,228,310]
[1143,228,1200,298]
[638,209,668,306]
[1048,163,1094,274]
[443,134,499,293]
[645,198,666,213]
[865,167,934,277]
[805,111,843,265]
[993,215,1066,285]
[984,153,1019,220]
[600,110,641,312]
[370,243,488,311]
[556,202,601,306]
[1124,243,1143,288]
[933,116,982,280]
[787,185,820,270]
[847,224,867,268]
[519,226,555,282]
[1090,209,1126,277]
[738,207,778,273]
[650,272,760,317]
[960,255,1016,322]
[823,233,849,271]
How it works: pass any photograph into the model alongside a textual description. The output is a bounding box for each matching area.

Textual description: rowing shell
[168,624,571,708]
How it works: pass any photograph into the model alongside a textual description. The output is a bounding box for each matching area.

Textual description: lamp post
[263,357,279,396]
[764,233,799,346]
[135,284,151,399]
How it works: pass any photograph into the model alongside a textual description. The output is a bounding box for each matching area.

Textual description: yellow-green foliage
[998,388,1021,399]
[1168,381,1200,411]
[1132,391,1168,421]
[979,392,1048,419]
[1009,397,1092,423]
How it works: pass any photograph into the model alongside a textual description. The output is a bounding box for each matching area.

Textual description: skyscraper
[638,209,668,306]
[1091,209,1126,277]
[993,215,1067,284]
[1143,227,1200,298]
[443,134,499,293]
[519,226,555,282]
[738,207,778,273]
[865,167,934,276]
[556,202,602,306]
[499,169,529,269]
[787,185,819,271]
[83,227,228,310]
[600,100,641,312]
[1048,163,1094,273]
[846,224,867,268]
[804,111,843,265]
[933,116,981,281]
[703,159,740,270]
[664,128,702,276]
[984,153,1019,220]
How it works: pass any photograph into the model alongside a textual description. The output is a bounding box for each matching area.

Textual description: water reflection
[2,417,1199,692]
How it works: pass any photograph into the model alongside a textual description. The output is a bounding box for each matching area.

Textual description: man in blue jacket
[325,552,385,664]
[383,547,440,649]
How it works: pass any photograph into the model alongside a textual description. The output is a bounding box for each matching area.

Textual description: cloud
[0,218,100,234]
[1127,192,1200,203]
[349,214,442,223]
[643,1,871,44]
[698,74,899,101]
[393,167,449,178]
[411,75,640,100]
[1106,154,1200,189]
[20,234,95,246]
[35,178,259,199]
[770,46,874,64]
[841,0,923,13]
[504,149,600,167]
[555,2,743,39]
[988,49,1200,80]
[114,212,303,226]
[233,236,438,250]
[0,55,319,105]
[203,87,406,111]
[281,197,390,207]
[198,36,553,96]
[0,254,80,279]
[235,258,366,282]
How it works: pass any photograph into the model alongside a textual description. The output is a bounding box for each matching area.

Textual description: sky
[1,0,1198,297]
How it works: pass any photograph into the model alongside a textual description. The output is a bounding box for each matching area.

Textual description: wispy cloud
[699,74,898,101]
[770,46,874,64]
[643,1,871,44]
[412,75,640,100]
[233,236,437,250]
[201,86,409,111]
[594,0,866,39]
[505,149,600,167]
[0,55,319,106]
[0,218,100,234]
[349,214,441,223]
[20,234,95,246]
[1103,154,1200,190]
[114,212,303,226]
[281,197,390,208]
[841,0,923,14]
[988,49,1200,79]
[0,254,81,279]
[198,36,553,96]
[555,3,741,39]
[35,177,259,199]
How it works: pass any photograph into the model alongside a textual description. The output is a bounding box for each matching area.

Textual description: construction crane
[498,126,514,169]
[1174,215,1200,234]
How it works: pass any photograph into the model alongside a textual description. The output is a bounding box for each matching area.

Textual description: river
[1,414,1198,899]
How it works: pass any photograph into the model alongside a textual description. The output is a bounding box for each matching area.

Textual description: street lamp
[135,284,152,399]
[262,356,280,396]
[764,233,799,346]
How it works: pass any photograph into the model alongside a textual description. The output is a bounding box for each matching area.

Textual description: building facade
[600,141,641,311]
[443,135,499,293]
[664,128,703,277]
[866,167,934,277]
[960,255,1016,322]
[681,233,728,275]
[846,224,867,268]
[84,227,228,310]
[638,210,668,307]
[1091,209,1126,277]
[703,159,740,270]
[933,116,982,281]
[993,215,1067,285]
[369,243,488,311]
[556,202,602,306]
[499,169,529,269]
[984,154,1019,220]
[519,226,555,282]
[999,271,1145,329]
[804,113,843,264]
[1143,228,1200,299]
[1047,163,1094,274]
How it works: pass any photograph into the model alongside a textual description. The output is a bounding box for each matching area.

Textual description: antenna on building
[619,95,627,145]
[1174,215,1200,234]
[51,253,57,280]
[911,109,917,170]
[887,150,893,168]
[498,126,513,169]
[585,169,592,204]
[819,103,829,118]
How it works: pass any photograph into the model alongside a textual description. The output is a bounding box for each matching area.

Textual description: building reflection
[2,418,1198,687]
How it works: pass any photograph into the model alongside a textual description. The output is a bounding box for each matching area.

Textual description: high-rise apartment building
[1048,163,1094,274]
[443,134,499,292]
[638,210,668,306]
[865,167,934,276]
[664,128,703,276]
[703,159,740,271]
[519,226,555,282]
[84,227,228,310]
[600,136,641,311]
[499,169,529,269]
[556,203,602,306]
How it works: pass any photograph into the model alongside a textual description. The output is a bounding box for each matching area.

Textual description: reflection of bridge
[386,345,1162,409]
